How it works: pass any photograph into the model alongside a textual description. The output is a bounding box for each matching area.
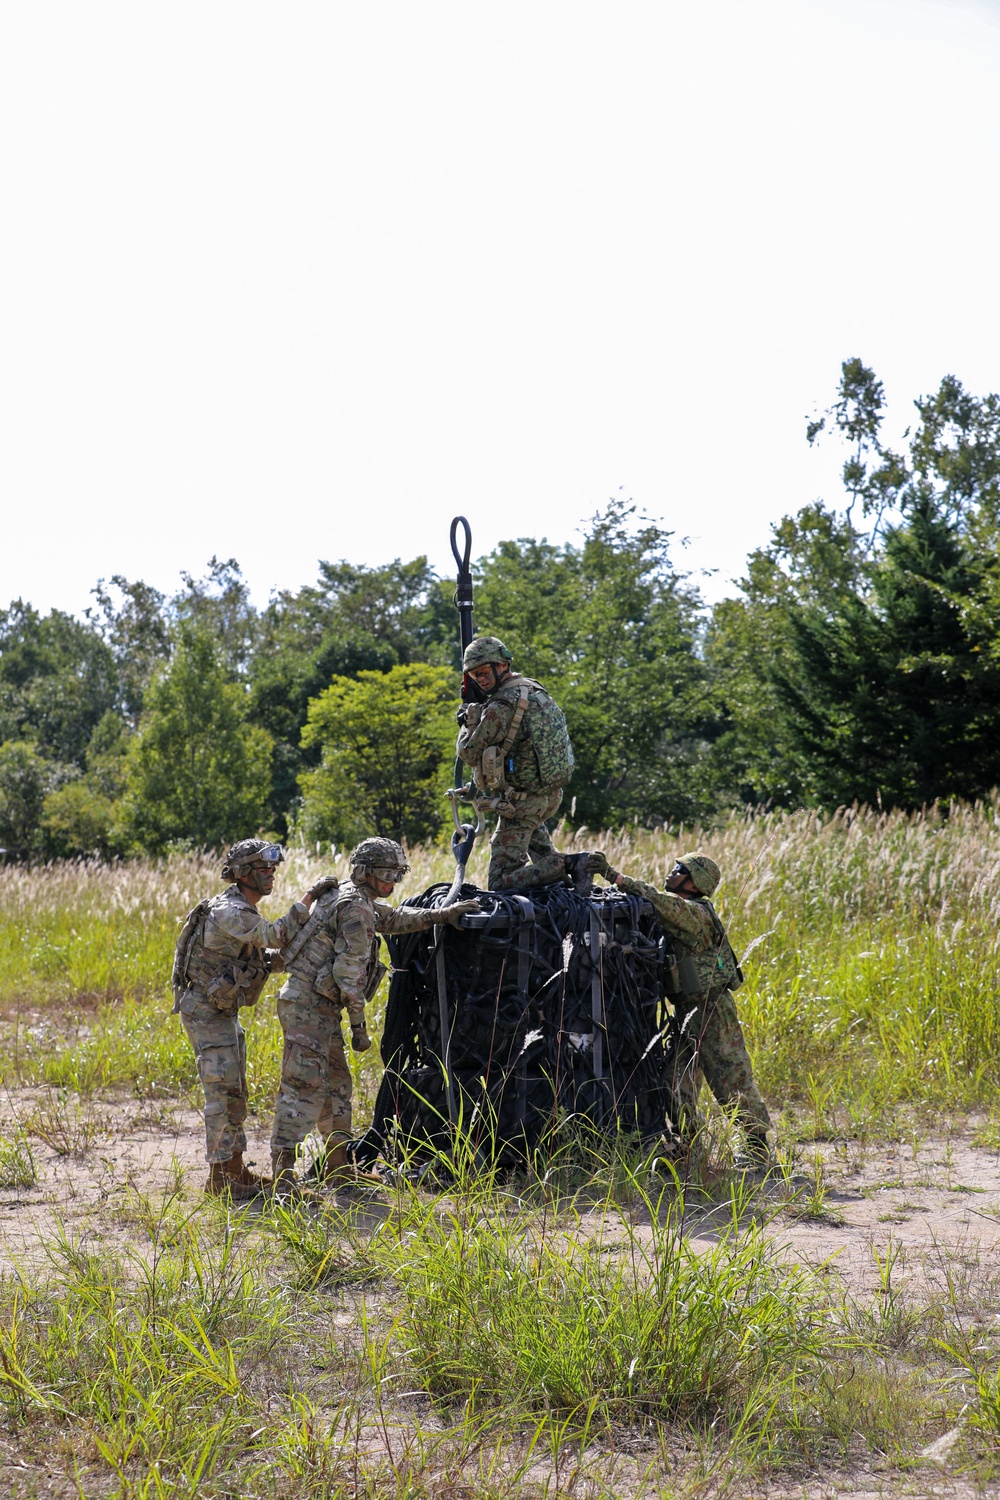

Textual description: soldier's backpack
[505,679,574,788]
[171,898,210,1012]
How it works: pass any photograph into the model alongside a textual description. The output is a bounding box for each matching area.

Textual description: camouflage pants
[667,987,771,1148]
[179,995,248,1164]
[487,787,565,891]
[270,989,353,1152]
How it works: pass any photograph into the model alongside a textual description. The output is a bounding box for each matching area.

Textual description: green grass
[0,1162,990,1495]
[3,805,1000,1488]
[3,801,1000,1124]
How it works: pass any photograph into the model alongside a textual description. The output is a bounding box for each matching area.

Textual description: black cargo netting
[354,881,671,1168]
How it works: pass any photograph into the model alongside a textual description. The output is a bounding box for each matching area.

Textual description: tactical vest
[662,899,743,1002]
[171,891,271,1014]
[478,675,574,793]
[281,883,386,1005]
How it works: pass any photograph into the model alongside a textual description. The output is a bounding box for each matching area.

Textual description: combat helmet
[462,636,514,673]
[674,852,721,898]
[221,839,284,881]
[349,837,410,886]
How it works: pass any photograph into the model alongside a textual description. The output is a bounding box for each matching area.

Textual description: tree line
[3,358,1000,861]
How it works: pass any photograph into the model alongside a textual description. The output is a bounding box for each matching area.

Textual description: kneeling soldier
[172,840,329,1200]
[269,837,480,1192]
[590,850,773,1173]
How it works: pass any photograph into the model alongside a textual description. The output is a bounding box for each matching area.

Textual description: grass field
[1,801,1000,1495]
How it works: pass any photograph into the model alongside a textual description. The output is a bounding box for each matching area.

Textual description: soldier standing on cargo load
[456,636,597,892]
[171,840,334,1201]
[269,837,481,1194]
[590,850,774,1175]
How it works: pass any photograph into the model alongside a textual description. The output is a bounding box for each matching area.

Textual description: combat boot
[205,1154,264,1202]
[733,1131,776,1182]
[269,1148,300,1199]
[226,1151,266,1190]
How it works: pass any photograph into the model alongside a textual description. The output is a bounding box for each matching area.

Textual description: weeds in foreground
[1,1153,998,1494]
[0,1128,36,1188]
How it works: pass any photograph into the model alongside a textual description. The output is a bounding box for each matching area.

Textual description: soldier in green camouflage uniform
[172,840,332,1200]
[456,636,594,892]
[590,849,773,1171]
[269,837,480,1191]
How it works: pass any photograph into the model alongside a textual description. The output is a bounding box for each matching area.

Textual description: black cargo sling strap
[433,893,535,1129]
[589,901,607,1123]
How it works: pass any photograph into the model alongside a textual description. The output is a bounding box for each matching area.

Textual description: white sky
[2,0,1000,618]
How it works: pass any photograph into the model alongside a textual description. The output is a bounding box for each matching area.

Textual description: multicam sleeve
[210,900,310,952]
[456,698,513,769]
[375,901,439,935]
[331,898,378,1025]
[616,875,716,949]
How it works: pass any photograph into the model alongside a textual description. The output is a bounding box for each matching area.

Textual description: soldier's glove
[585,852,618,882]
[433,898,483,926]
[265,949,285,975]
[306,874,339,901]
[351,1023,372,1052]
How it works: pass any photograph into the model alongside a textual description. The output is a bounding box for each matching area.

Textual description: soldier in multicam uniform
[590,849,774,1174]
[456,636,595,892]
[172,839,333,1200]
[269,837,480,1193]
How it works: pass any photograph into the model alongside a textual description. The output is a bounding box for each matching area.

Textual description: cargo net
[354,882,671,1169]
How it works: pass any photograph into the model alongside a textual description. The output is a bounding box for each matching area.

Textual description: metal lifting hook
[441,516,483,906]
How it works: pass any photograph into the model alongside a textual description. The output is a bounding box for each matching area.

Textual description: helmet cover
[349,837,410,884]
[673,851,721,898]
[222,839,284,881]
[462,636,514,672]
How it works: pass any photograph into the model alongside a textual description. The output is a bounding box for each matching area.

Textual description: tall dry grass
[1,798,999,1121]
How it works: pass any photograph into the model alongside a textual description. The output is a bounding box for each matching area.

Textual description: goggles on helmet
[242,842,284,871]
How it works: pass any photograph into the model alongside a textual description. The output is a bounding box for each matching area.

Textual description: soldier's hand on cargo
[306,875,339,902]
[584,852,619,883]
[444,898,483,925]
[351,1023,372,1052]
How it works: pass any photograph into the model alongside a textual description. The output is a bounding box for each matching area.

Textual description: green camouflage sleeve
[616,875,716,949]
[374,901,439,935]
[208,899,310,952]
[456,697,514,769]
[332,898,377,1024]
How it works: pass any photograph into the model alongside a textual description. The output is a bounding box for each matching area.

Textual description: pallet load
[355,882,671,1169]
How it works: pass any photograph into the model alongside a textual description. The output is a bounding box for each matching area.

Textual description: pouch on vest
[480,745,503,791]
[314,964,340,1001]
[364,960,388,1001]
[207,960,268,1011]
[663,954,705,999]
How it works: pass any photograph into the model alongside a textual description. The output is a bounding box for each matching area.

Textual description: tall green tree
[298,663,457,847]
[0,741,50,859]
[118,627,273,853]
[0,603,117,765]
[709,359,1000,809]
[249,556,450,831]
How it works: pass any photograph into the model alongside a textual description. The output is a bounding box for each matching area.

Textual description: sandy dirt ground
[4,1096,1000,1497]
